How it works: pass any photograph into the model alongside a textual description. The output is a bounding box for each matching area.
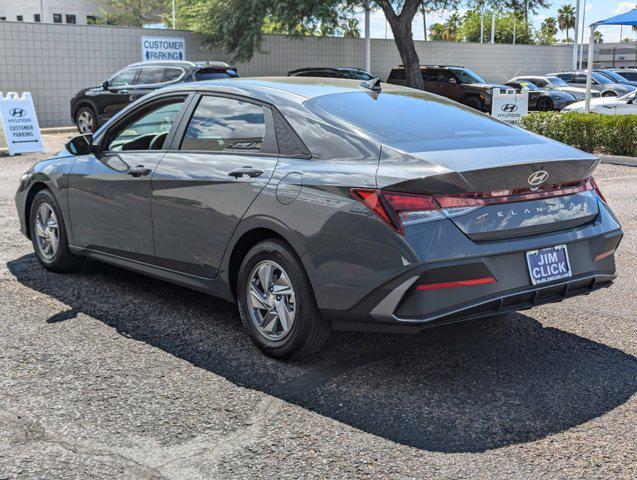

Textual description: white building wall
[0,22,574,127]
[0,0,102,25]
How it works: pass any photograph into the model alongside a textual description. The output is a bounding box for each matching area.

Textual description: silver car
[547,71,635,97]
[508,75,600,101]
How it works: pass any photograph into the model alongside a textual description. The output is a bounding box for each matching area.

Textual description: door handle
[127,165,151,177]
[228,166,264,179]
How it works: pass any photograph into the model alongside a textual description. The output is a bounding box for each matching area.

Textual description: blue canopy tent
[585,9,637,112]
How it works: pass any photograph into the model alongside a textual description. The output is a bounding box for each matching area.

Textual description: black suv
[386,65,509,111]
[71,61,238,133]
[288,67,374,80]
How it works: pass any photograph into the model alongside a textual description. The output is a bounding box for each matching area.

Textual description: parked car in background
[564,90,637,115]
[608,68,637,82]
[386,65,509,111]
[288,67,374,80]
[71,61,238,133]
[504,80,576,110]
[507,75,600,101]
[17,77,622,358]
[594,69,637,88]
[547,71,635,97]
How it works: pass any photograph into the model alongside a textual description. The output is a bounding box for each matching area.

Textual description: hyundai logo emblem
[9,108,26,118]
[528,170,549,188]
[501,103,518,113]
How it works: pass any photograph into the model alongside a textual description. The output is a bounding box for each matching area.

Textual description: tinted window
[557,73,573,81]
[339,69,374,80]
[388,69,406,81]
[531,78,548,87]
[306,91,540,153]
[546,76,568,87]
[572,74,587,85]
[181,96,267,152]
[163,67,183,82]
[618,71,637,81]
[194,68,238,80]
[110,68,138,87]
[107,100,184,152]
[450,68,486,84]
[138,66,165,85]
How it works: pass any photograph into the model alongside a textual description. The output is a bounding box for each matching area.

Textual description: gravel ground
[0,134,635,479]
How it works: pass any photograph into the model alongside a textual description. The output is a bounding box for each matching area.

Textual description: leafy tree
[459,10,534,44]
[621,37,633,43]
[429,22,447,40]
[593,30,603,44]
[342,17,361,37]
[537,16,557,45]
[557,4,575,44]
[101,0,166,26]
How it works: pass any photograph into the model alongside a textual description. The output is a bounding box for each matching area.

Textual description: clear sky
[358,1,637,44]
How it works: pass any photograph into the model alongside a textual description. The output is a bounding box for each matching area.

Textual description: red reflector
[417,276,496,291]
[594,249,615,262]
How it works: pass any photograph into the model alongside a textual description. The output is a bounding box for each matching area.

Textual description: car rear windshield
[195,67,238,80]
[305,91,541,152]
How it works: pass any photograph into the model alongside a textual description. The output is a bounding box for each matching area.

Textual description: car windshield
[546,76,569,87]
[601,70,629,83]
[449,68,487,84]
[305,91,541,152]
[338,69,374,80]
[592,72,612,84]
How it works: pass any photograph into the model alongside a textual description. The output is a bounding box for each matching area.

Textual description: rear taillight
[590,177,607,204]
[351,189,441,235]
[352,177,601,235]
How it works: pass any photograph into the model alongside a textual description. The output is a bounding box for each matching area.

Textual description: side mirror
[628,98,634,105]
[65,134,94,155]
[449,77,457,85]
[102,80,110,90]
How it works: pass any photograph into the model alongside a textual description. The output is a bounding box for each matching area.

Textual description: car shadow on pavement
[7,254,637,454]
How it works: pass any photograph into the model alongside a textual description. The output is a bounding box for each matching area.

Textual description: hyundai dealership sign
[491,88,529,125]
[141,36,186,61]
[0,92,44,155]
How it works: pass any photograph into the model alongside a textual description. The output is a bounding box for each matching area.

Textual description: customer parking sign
[141,36,186,61]
[0,92,44,155]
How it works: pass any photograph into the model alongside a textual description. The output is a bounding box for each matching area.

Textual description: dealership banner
[141,36,186,61]
[491,88,529,126]
[0,92,44,155]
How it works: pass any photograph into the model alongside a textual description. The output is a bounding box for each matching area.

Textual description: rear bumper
[327,228,622,333]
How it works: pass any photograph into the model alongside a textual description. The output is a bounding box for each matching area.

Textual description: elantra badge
[528,170,549,189]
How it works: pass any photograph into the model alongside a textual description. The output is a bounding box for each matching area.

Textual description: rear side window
[163,68,184,82]
[557,73,573,82]
[619,71,637,81]
[532,78,548,87]
[181,96,267,152]
[388,69,406,81]
[306,91,541,153]
[139,66,165,85]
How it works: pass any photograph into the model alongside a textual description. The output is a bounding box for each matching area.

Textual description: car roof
[158,76,413,103]
[126,60,231,69]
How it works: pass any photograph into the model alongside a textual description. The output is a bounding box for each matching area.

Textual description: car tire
[237,239,330,359]
[602,91,617,98]
[537,97,554,111]
[75,106,97,134]
[463,96,483,111]
[29,189,79,272]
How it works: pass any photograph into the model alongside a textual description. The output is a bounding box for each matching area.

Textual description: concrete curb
[600,155,637,167]
[41,126,77,134]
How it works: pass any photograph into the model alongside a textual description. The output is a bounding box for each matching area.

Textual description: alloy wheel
[34,203,59,260]
[247,260,296,341]
[77,110,94,133]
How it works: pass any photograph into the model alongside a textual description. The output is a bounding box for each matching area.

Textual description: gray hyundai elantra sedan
[15,77,623,358]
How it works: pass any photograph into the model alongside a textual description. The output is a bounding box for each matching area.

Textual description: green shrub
[520,111,637,157]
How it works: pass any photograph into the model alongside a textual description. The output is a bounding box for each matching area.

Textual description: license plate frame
[526,244,572,286]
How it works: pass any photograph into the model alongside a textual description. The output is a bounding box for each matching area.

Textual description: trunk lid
[376,142,600,241]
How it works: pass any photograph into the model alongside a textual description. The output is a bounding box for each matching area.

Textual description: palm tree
[593,30,603,44]
[557,4,575,43]
[444,12,462,41]
[429,23,446,41]
[538,17,558,45]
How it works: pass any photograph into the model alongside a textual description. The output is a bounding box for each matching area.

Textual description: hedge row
[520,111,637,157]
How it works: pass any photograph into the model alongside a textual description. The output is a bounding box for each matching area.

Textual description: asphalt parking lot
[0,133,635,479]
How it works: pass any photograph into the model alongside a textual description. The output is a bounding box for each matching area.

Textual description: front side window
[181,96,267,152]
[106,100,184,152]
[450,68,487,84]
[388,69,406,81]
[138,66,165,85]
[110,68,139,87]
[546,76,568,87]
